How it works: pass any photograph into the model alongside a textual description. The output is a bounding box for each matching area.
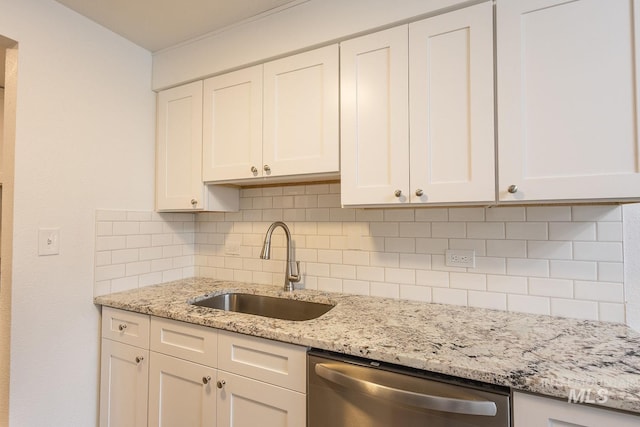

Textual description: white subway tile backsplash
[94,186,630,323]
[550,260,597,280]
[450,273,486,291]
[487,275,528,294]
[507,294,550,315]
[526,206,572,222]
[572,205,622,222]
[529,278,573,298]
[449,207,485,222]
[573,242,623,262]
[551,298,599,321]
[549,222,596,241]
[506,222,548,240]
[432,222,466,238]
[433,288,467,306]
[467,222,505,239]
[506,258,549,277]
[486,207,525,222]
[469,291,507,310]
[487,240,526,258]
[527,241,572,260]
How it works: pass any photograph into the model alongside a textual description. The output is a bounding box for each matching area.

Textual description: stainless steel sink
[191,293,334,321]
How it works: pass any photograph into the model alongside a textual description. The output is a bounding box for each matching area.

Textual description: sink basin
[191,293,334,321]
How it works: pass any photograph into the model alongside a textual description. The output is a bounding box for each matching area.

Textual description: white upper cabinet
[156,81,204,211]
[497,0,640,202]
[409,1,495,204]
[203,44,339,184]
[202,65,263,182]
[341,2,495,206]
[263,44,340,179]
[341,26,410,205]
[156,81,239,212]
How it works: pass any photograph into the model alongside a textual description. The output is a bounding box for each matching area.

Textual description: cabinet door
[202,66,263,182]
[497,0,640,202]
[99,339,149,427]
[148,352,216,427]
[341,26,410,205]
[156,81,204,211]
[217,371,306,427]
[514,392,640,426]
[263,44,340,178]
[409,2,495,204]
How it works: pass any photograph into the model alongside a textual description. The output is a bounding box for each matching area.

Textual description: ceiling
[54,0,300,52]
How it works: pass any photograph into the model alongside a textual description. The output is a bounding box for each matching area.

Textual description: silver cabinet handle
[394,190,402,198]
[251,166,258,174]
[314,363,497,417]
[191,198,198,207]
[263,165,271,172]
[216,380,225,389]
[135,356,144,364]
[507,185,518,194]
[202,376,211,385]
[415,189,424,197]
[118,324,127,332]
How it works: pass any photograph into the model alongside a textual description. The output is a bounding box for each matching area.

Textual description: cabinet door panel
[263,44,339,178]
[409,2,495,203]
[498,0,640,202]
[99,340,149,427]
[341,26,410,205]
[148,352,216,427]
[514,392,640,427]
[156,81,204,210]
[217,371,305,427]
[203,66,263,182]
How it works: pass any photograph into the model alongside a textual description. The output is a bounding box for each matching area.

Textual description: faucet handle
[288,261,301,283]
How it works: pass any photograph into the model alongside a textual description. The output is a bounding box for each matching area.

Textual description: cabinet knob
[191,198,198,207]
[507,185,518,194]
[394,189,402,198]
[135,356,144,364]
[415,189,424,197]
[251,166,258,174]
[263,165,271,173]
[216,379,226,389]
[118,324,127,332]
[202,376,211,385]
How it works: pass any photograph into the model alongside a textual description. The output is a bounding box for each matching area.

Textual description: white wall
[0,0,155,425]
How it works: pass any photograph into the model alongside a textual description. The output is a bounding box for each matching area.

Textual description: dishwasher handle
[315,363,497,417]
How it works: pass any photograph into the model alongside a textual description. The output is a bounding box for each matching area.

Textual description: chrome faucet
[260,221,301,291]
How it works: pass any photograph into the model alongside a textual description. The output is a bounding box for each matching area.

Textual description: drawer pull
[118,324,127,332]
[216,379,225,389]
[135,356,144,364]
[202,376,211,385]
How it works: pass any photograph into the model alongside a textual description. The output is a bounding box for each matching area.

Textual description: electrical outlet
[445,249,475,268]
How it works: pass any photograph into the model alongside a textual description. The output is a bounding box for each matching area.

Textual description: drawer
[218,330,307,393]
[102,307,150,348]
[150,317,218,367]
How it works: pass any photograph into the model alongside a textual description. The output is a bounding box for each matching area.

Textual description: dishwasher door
[308,350,510,427]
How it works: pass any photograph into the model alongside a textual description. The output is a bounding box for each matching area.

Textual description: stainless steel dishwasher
[308,349,510,427]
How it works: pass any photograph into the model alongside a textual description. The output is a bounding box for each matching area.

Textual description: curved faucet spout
[260,221,301,291]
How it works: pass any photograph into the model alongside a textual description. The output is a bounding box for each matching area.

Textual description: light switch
[38,228,60,256]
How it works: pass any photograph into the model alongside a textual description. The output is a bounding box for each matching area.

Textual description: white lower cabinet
[148,352,217,427]
[100,308,307,427]
[513,391,639,427]
[100,308,150,427]
[217,371,305,427]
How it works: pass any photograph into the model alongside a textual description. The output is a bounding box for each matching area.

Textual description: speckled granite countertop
[94,277,640,415]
